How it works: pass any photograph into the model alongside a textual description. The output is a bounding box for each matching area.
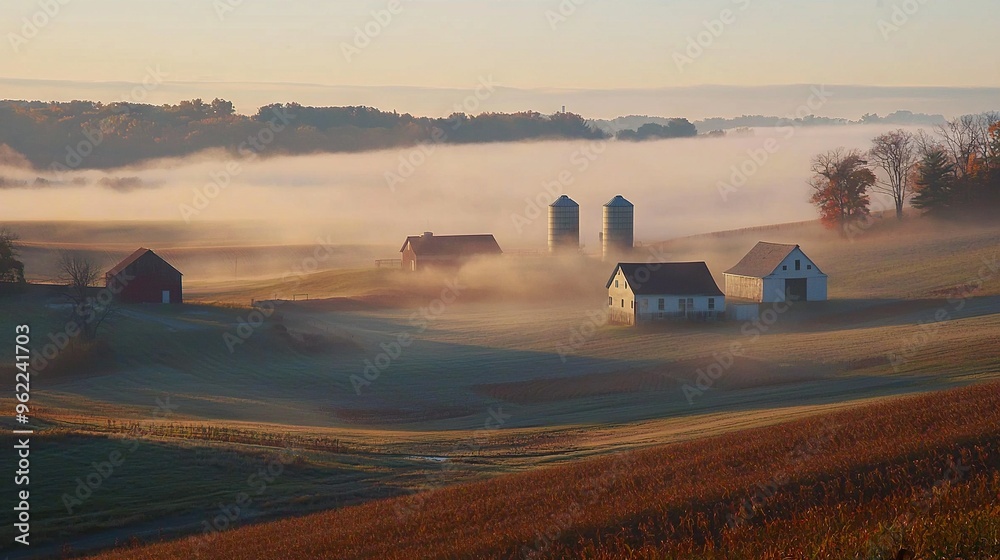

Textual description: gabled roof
[399,234,503,257]
[606,262,724,296]
[107,248,182,277]
[725,242,801,278]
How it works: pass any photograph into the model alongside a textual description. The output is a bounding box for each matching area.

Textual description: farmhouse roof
[725,242,800,278]
[606,262,724,296]
[399,233,503,257]
[106,248,181,277]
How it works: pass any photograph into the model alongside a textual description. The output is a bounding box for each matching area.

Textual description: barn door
[162,290,171,304]
[785,279,807,302]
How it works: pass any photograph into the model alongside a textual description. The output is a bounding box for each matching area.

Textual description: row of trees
[809,113,1000,231]
[616,119,698,141]
[0,99,608,171]
[593,110,945,136]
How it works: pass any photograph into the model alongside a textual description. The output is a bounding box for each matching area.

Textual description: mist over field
[5,0,1000,556]
[1,125,916,249]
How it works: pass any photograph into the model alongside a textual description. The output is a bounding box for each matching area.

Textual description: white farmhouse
[607,262,725,326]
[724,242,828,303]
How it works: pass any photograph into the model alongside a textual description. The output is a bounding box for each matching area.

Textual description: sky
[1,0,998,116]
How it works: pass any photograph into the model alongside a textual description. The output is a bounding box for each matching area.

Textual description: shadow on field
[334,335,944,432]
[3,434,399,560]
[722,296,1000,334]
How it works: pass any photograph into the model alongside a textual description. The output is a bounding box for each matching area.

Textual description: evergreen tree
[0,228,25,284]
[911,149,956,213]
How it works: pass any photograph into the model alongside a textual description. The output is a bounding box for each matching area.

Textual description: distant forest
[0,99,608,171]
[0,98,984,173]
[615,119,698,141]
[591,110,951,135]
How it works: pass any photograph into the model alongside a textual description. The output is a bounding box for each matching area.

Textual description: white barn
[607,262,725,326]
[724,242,828,303]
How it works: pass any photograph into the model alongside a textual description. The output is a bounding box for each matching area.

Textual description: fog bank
[1,125,919,250]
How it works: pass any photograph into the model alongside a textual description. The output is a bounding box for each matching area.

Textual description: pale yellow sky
[3,0,998,92]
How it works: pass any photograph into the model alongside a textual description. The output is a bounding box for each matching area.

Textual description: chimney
[422,232,433,238]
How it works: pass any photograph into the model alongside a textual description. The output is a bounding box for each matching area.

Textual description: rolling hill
[89,382,1000,559]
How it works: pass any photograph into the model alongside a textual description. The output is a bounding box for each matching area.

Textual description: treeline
[0,99,607,171]
[615,119,697,141]
[592,110,947,135]
[809,113,1000,232]
[910,115,1000,215]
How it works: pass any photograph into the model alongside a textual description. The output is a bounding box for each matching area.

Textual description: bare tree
[913,129,940,156]
[869,129,917,219]
[58,252,114,341]
[936,113,999,178]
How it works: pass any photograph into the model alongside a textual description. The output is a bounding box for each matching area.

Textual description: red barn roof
[107,248,181,277]
[399,233,502,257]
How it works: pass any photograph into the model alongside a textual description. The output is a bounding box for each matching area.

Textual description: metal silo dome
[602,195,634,260]
[548,195,580,253]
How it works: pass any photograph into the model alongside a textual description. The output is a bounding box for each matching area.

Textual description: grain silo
[602,195,634,260]
[548,195,580,253]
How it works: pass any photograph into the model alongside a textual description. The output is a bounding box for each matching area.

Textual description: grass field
[0,433,388,557]
[0,216,998,556]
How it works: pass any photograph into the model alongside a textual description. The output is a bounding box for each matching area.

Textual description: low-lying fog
[2,125,918,251]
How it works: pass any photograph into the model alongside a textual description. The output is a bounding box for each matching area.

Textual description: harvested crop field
[90,382,1000,560]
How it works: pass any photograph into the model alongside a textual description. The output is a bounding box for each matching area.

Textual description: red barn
[400,232,502,271]
[106,248,183,304]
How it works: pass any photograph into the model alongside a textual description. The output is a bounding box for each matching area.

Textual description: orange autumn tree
[959,119,1000,209]
[808,148,877,233]
[989,121,1000,171]
[987,121,1000,205]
